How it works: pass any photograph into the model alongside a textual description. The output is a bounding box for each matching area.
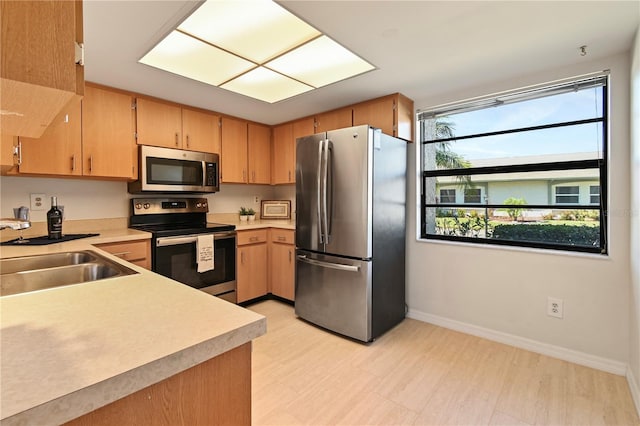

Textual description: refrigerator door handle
[297,254,360,272]
[322,139,331,244]
[317,140,325,244]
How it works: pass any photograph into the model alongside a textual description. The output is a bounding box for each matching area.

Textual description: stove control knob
[135,203,142,210]
[202,201,208,208]
[143,203,151,209]
[196,202,202,208]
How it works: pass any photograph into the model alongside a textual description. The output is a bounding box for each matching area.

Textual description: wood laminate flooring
[248,300,639,426]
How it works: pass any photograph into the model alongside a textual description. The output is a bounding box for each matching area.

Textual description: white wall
[408,52,631,367]
[0,175,275,222]
[629,27,640,408]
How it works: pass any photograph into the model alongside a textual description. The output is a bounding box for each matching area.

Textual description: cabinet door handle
[175,132,179,146]
[71,155,76,171]
[277,236,286,241]
[89,155,93,172]
[241,251,245,264]
[186,135,190,148]
[288,249,292,263]
[249,236,258,242]
[110,251,132,257]
[252,171,255,182]
[288,170,291,182]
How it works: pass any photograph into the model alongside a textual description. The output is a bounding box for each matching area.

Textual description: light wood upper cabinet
[248,123,271,184]
[1,0,84,138]
[221,117,248,183]
[314,108,352,133]
[0,134,16,173]
[136,99,219,153]
[272,117,314,185]
[272,123,293,185]
[182,108,221,154]
[353,93,414,142]
[221,118,270,185]
[82,84,136,179]
[14,98,83,176]
[135,98,183,149]
[353,96,394,136]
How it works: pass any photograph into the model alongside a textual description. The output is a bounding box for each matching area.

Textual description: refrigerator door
[295,249,372,342]
[296,125,374,258]
[296,132,326,253]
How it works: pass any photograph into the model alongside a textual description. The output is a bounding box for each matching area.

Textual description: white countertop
[0,229,266,426]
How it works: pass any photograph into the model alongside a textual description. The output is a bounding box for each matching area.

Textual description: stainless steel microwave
[128,145,219,194]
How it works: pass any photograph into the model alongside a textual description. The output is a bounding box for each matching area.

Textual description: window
[439,189,456,203]
[555,186,579,204]
[419,73,607,254]
[590,185,600,205]
[464,188,481,204]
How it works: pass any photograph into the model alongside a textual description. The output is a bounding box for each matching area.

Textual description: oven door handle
[156,232,235,247]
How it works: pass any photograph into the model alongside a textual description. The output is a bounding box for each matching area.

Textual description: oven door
[154,231,236,302]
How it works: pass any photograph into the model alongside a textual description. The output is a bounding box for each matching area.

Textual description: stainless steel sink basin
[1,250,138,296]
[1,251,96,274]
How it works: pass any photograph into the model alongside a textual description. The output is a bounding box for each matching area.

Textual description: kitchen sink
[0,250,138,297]
[1,251,96,274]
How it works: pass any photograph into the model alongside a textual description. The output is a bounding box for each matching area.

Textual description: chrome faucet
[0,218,31,230]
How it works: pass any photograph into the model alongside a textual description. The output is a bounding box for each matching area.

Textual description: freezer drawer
[295,250,372,342]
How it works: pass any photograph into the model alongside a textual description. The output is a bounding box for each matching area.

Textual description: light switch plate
[30,193,46,211]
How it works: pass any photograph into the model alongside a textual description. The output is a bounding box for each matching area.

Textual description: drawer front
[237,229,268,246]
[270,229,294,245]
[96,239,150,262]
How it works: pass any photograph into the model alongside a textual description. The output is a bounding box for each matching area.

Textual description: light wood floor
[248,300,639,426]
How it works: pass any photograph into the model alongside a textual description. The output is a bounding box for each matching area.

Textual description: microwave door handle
[202,160,207,187]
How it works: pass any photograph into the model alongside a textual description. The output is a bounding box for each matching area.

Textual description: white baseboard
[627,366,640,418]
[407,308,627,376]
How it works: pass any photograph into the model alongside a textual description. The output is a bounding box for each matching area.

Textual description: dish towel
[196,234,215,273]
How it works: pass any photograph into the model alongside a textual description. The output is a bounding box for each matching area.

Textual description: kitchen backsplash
[1,176,294,222]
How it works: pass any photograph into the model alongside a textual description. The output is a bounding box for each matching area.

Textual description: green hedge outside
[492,223,600,247]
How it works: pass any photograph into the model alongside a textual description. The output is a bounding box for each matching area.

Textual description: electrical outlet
[254,196,260,204]
[547,297,563,319]
[30,193,46,211]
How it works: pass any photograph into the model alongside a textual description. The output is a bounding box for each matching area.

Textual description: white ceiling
[84,1,639,125]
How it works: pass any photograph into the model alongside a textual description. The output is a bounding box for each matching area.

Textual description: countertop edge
[2,316,267,426]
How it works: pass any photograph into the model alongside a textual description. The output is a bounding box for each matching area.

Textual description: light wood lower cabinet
[269,229,295,301]
[64,342,251,426]
[94,239,151,270]
[236,230,268,303]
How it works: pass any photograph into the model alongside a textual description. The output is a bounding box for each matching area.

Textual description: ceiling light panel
[220,67,314,103]
[266,36,375,88]
[178,0,321,64]
[139,31,255,85]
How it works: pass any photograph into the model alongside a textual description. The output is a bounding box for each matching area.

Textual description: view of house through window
[419,73,608,253]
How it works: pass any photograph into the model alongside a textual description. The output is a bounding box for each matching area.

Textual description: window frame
[418,73,608,254]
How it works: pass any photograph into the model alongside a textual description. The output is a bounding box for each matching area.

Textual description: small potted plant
[247,208,256,221]
[239,207,249,221]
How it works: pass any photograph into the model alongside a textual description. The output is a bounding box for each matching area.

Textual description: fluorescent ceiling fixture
[140,31,256,86]
[178,0,321,63]
[139,0,375,103]
[221,67,314,103]
[266,36,376,88]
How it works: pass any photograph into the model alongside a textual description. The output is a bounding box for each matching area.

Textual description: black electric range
[129,198,237,303]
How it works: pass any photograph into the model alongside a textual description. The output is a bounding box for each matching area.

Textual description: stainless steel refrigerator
[295,125,407,342]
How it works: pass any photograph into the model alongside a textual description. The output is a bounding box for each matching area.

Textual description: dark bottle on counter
[47,196,63,239]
